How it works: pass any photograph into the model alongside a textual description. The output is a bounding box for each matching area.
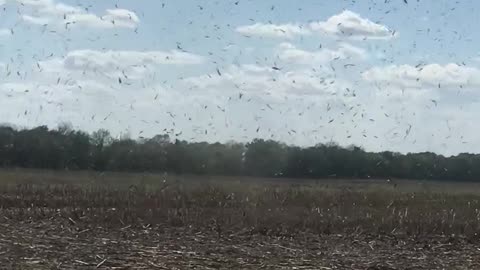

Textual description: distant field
[0,169,479,269]
[2,168,480,193]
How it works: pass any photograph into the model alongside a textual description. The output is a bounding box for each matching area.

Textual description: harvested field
[2,220,480,269]
[0,170,479,269]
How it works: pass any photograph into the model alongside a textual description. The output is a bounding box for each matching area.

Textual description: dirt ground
[1,171,480,269]
[1,219,479,270]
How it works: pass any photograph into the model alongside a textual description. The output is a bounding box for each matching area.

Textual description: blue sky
[1,0,480,156]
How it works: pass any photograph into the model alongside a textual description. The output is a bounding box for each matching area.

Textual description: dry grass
[1,180,480,237]
[1,169,480,269]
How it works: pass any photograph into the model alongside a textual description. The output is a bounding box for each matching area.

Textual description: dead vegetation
[0,170,479,269]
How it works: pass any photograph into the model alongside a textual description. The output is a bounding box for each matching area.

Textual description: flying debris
[103,112,112,121]
[0,0,474,199]
[404,125,412,139]
[176,43,186,52]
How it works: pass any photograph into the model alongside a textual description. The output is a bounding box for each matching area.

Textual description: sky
[0,0,480,156]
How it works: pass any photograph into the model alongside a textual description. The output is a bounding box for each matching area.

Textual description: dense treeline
[0,124,479,181]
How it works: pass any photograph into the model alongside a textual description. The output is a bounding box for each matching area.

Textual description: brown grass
[1,169,480,269]
[0,169,479,237]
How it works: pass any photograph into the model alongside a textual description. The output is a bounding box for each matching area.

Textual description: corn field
[0,170,480,269]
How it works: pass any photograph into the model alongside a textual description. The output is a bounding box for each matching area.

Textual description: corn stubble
[0,176,479,269]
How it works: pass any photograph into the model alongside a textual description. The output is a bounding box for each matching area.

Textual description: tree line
[0,124,478,181]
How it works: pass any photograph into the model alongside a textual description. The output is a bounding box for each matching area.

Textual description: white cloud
[363,63,480,89]
[17,0,83,14]
[185,64,349,99]
[66,9,139,29]
[277,42,367,65]
[22,15,51,25]
[61,49,205,66]
[40,49,205,80]
[0,49,206,112]
[235,10,395,41]
[310,10,396,40]
[16,0,139,29]
[0,29,11,37]
[102,9,139,28]
[235,23,310,39]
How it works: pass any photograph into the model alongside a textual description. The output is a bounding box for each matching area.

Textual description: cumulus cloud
[0,49,206,114]
[65,9,139,29]
[62,49,204,67]
[39,49,205,80]
[310,10,396,40]
[363,63,480,89]
[235,23,310,39]
[235,10,395,41]
[277,42,367,65]
[185,64,350,99]
[16,0,139,29]
[0,47,209,137]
